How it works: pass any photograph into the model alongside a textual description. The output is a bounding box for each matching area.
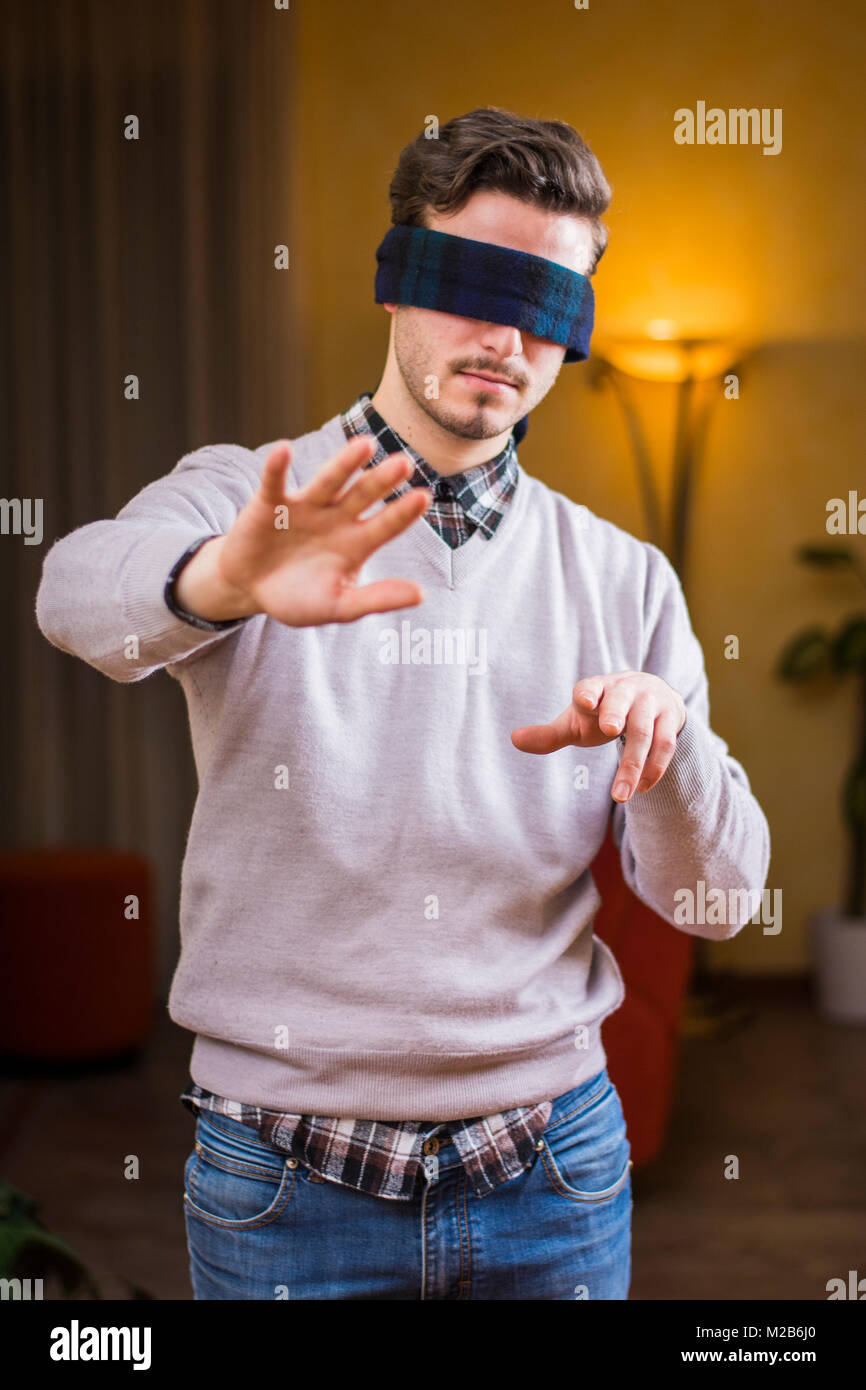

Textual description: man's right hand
[172,435,432,626]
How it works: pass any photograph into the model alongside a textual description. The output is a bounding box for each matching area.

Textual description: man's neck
[369,381,513,478]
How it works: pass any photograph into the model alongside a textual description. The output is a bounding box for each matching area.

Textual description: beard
[392,309,555,440]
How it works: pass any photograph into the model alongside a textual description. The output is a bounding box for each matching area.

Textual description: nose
[478,321,523,360]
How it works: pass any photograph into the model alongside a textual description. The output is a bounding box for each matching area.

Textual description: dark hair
[388,107,611,274]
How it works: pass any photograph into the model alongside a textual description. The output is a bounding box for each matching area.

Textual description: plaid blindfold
[374,224,595,363]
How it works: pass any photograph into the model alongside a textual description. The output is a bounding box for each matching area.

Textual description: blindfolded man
[36,106,770,1302]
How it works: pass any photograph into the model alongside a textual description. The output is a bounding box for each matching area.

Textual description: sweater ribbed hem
[186,1027,611,1122]
[621,713,721,820]
[120,526,246,658]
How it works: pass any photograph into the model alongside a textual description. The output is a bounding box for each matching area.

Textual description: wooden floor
[0,979,863,1301]
[631,978,866,1300]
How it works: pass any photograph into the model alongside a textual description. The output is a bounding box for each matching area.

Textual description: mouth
[457,370,518,394]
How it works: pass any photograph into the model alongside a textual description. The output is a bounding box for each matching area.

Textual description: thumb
[511,705,576,754]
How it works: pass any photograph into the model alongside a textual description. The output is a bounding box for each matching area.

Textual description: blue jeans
[183,1065,633,1300]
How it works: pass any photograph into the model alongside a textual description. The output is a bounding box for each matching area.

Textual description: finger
[301,435,376,506]
[352,485,432,556]
[572,676,605,712]
[336,451,414,517]
[257,442,293,504]
[332,578,425,622]
[595,681,635,738]
[611,693,657,801]
[634,710,680,793]
[511,706,577,754]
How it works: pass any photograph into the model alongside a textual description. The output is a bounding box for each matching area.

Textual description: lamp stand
[590,345,751,1039]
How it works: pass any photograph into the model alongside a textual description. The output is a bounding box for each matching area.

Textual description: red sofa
[592,818,695,1169]
[0,847,155,1062]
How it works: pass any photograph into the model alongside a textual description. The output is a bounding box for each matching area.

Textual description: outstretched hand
[511,671,687,802]
[214,434,432,626]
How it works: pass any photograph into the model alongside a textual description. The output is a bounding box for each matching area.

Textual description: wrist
[172,536,260,622]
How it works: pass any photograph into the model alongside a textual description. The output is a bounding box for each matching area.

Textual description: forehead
[425,189,595,276]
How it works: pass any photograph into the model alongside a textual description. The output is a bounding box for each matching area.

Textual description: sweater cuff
[620,713,720,819]
[120,528,246,652]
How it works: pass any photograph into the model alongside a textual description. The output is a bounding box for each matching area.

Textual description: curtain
[0,0,304,992]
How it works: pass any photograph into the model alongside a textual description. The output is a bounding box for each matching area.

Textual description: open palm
[217,435,431,626]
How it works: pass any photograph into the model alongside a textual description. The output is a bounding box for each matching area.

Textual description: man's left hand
[511,671,687,802]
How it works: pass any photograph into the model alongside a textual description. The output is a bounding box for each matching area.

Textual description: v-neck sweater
[34,412,770,1119]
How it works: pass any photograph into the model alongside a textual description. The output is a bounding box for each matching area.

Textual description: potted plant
[775,543,866,1023]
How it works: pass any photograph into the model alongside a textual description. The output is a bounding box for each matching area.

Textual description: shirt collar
[339,391,519,535]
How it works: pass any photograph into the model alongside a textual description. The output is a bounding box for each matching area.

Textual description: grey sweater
[34,413,770,1119]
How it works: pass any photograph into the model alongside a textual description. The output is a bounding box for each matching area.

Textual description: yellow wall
[289,0,866,972]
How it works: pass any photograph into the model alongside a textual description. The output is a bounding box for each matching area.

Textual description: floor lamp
[587,328,752,1036]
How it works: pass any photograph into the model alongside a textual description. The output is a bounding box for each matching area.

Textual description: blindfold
[374,224,595,445]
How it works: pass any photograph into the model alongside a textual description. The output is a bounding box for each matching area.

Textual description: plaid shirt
[181,1085,554,1200]
[340,390,519,548]
[162,392,520,632]
[179,394,553,1200]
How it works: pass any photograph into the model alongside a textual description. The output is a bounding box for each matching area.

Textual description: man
[35,106,770,1301]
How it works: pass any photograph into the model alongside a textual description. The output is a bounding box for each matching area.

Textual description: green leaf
[842,760,866,833]
[796,544,856,567]
[833,615,866,672]
[0,1180,101,1297]
[776,627,833,679]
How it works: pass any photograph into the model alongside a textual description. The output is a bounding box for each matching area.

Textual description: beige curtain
[0,0,304,991]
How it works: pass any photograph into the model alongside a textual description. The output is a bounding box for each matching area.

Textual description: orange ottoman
[0,848,155,1062]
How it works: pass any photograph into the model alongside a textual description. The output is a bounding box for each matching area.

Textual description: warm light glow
[592,335,745,383]
[646,319,678,341]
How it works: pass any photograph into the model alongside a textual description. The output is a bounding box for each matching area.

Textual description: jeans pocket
[184,1112,297,1229]
[538,1077,633,1203]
